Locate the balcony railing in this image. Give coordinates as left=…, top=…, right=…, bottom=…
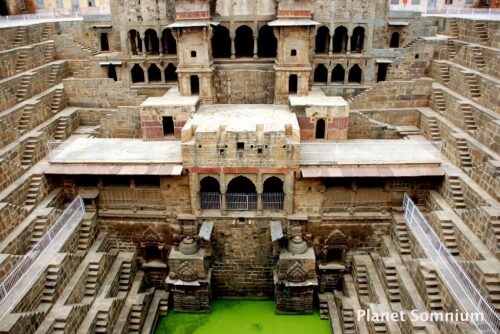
left=0, top=196, right=85, bottom=319
left=403, top=194, right=500, bottom=333
left=199, top=193, right=285, bottom=211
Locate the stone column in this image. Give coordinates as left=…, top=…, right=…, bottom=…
left=230, top=35, right=236, bottom=59
left=144, top=65, right=149, bottom=83
left=160, top=66, right=165, bottom=84
left=344, top=66, right=349, bottom=85
left=220, top=173, right=227, bottom=214
left=346, top=35, right=351, bottom=54
left=328, top=34, right=333, bottom=56
left=142, top=36, right=146, bottom=56
left=327, top=65, right=332, bottom=84
left=257, top=174, right=263, bottom=213
left=159, top=33, right=164, bottom=56
left=253, top=36, right=258, bottom=58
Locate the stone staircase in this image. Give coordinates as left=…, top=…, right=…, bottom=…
left=341, top=308, right=356, bottom=334
left=42, top=24, right=51, bottom=40
left=73, top=40, right=99, bottom=56
left=18, top=105, right=34, bottom=133
left=21, top=137, right=38, bottom=168
left=119, top=261, right=133, bottom=291
left=128, top=304, right=143, bottom=333
left=52, top=318, right=66, bottom=333
left=43, top=43, right=55, bottom=63
left=474, top=21, right=489, bottom=44
left=461, top=104, right=477, bottom=132
left=158, top=298, right=168, bottom=315
left=394, top=215, right=411, bottom=255
left=440, top=220, right=459, bottom=256
left=464, top=72, right=481, bottom=98
left=318, top=293, right=330, bottom=320
left=369, top=319, right=388, bottom=333
left=53, top=116, right=69, bottom=140
left=50, top=89, right=65, bottom=114
left=41, top=265, right=60, bottom=303
left=95, top=310, right=109, bottom=333
left=437, top=63, right=450, bottom=83
left=25, top=175, right=43, bottom=206
left=448, top=176, right=466, bottom=210
left=427, top=117, right=442, bottom=141
left=422, top=268, right=443, bottom=311
left=29, top=216, right=47, bottom=249
left=78, top=219, right=92, bottom=251
left=446, top=40, right=456, bottom=60
left=384, top=265, right=400, bottom=302
left=492, top=219, right=500, bottom=254
left=403, top=37, right=423, bottom=49
left=85, top=263, right=100, bottom=297
left=15, top=49, right=29, bottom=73
left=448, top=19, right=459, bottom=38
left=16, top=75, right=31, bottom=101
left=456, top=137, right=473, bottom=171
left=433, top=89, right=446, bottom=113
left=472, top=46, right=485, bottom=70
left=12, top=26, right=27, bottom=47
left=484, top=273, right=500, bottom=312
left=48, top=64, right=60, bottom=85
left=354, top=264, right=369, bottom=297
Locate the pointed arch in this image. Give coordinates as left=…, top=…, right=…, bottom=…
left=348, top=64, right=362, bottom=83
left=314, top=64, right=328, bottom=83
left=131, top=64, right=144, bottom=83
left=235, top=25, right=254, bottom=57
left=315, top=26, right=330, bottom=53
left=257, top=25, right=277, bottom=58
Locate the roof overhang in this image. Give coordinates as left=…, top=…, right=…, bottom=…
left=99, top=61, right=123, bottom=66
left=388, top=21, right=409, bottom=26
left=375, top=59, right=393, bottom=64
left=45, top=164, right=183, bottom=176
left=268, top=19, right=320, bottom=27
left=92, top=24, right=112, bottom=29
left=300, top=166, right=444, bottom=178
left=166, top=21, right=219, bottom=29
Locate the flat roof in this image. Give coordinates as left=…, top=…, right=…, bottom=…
left=140, top=89, right=199, bottom=107
left=184, top=104, right=300, bottom=133
left=48, top=138, right=182, bottom=164
left=300, top=140, right=442, bottom=166
left=268, top=19, right=320, bottom=27
left=289, top=95, right=348, bottom=107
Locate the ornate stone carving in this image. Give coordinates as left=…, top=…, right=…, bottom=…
left=141, top=227, right=163, bottom=246
left=286, top=262, right=308, bottom=283
left=177, top=261, right=198, bottom=282
left=325, top=229, right=347, bottom=245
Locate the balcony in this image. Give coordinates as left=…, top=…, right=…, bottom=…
left=199, top=193, right=285, bottom=212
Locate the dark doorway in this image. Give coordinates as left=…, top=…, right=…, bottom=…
left=331, top=64, right=345, bottom=83
left=165, top=63, right=177, bottom=82
left=100, top=33, right=109, bottom=51
left=262, top=176, right=284, bottom=210
left=315, top=26, right=330, bottom=53
left=162, top=29, right=176, bottom=54
left=162, top=116, right=174, bottom=135
left=212, top=25, right=231, bottom=58
left=315, top=119, right=326, bottom=139
left=200, top=177, right=220, bottom=193
left=390, top=32, right=400, bottom=48
left=235, top=25, right=254, bottom=57
left=200, top=176, right=221, bottom=210
left=326, top=248, right=343, bottom=262
left=190, top=75, right=199, bottom=94
left=351, top=26, right=365, bottom=53
left=263, top=177, right=283, bottom=193
left=148, top=64, right=161, bottom=82
left=107, top=65, right=117, bottom=81
left=0, top=0, right=9, bottom=16
left=333, top=26, right=348, bottom=53
left=227, top=176, right=256, bottom=194
left=348, top=64, right=362, bottom=83
left=145, top=29, right=159, bottom=54
left=257, top=25, right=277, bottom=58
left=377, top=63, right=388, bottom=82
left=289, top=74, right=298, bottom=93
left=314, top=64, right=328, bottom=83
left=131, top=64, right=144, bottom=83
left=128, top=30, right=141, bottom=55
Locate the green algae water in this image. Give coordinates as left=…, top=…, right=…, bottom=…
left=155, top=300, right=331, bottom=334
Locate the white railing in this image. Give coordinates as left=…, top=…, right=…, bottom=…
left=226, top=193, right=258, bottom=211
left=403, top=194, right=500, bottom=333
left=424, top=7, right=500, bottom=16
left=200, top=192, right=222, bottom=210
left=262, top=193, right=285, bottom=211
left=0, top=196, right=85, bottom=316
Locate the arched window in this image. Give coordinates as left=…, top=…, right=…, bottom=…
left=263, top=177, right=284, bottom=211
left=165, top=63, right=177, bottom=82
left=190, top=75, right=199, bottom=95
left=314, top=64, right=328, bottom=83
left=315, top=26, right=330, bottom=53
left=289, top=74, right=298, bottom=93
left=351, top=26, right=365, bottom=53
left=390, top=32, right=400, bottom=48
left=100, top=33, right=109, bottom=51
left=212, top=25, right=231, bottom=58
left=257, top=25, right=277, bottom=58
left=145, top=29, right=159, bottom=55
left=235, top=25, right=254, bottom=57
left=333, top=26, right=348, bottom=53
left=0, top=0, right=9, bottom=15
left=200, top=176, right=221, bottom=210
left=128, top=30, right=142, bottom=55
left=227, top=176, right=257, bottom=210
left=108, top=65, right=117, bottom=81
left=331, top=64, right=345, bottom=83
left=348, top=64, right=362, bottom=83
left=148, top=64, right=161, bottom=82
left=315, top=119, right=326, bottom=139
left=131, top=64, right=144, bottom=83
left=162, top=29, right=177, bottom=55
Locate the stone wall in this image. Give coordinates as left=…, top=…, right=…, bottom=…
left=0, top=22, right=59, bottom=51
left=0, top=41, right=55, bottom=80
left=347, top=111, right=401, bottom=140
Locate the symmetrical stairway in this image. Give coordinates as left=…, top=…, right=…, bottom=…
left=423, top=269, right=443, bottom=311
left=12, top=26, right=27, bottom=47
left=73, top=40, right=99, bottom=56
left=43, top=43, right=55, bottom=63
left=341, top=308, right=356, bottom=334
left=50, top=89, right=64, bottom=114
left=472, top=46, right=485, bottom=70
left=456, top=138, right=473, bottom=171
left=461, top=104, right=477, bottom=132
left=394, top=215, right=411, bottom=255
left=78, top=219, right=92, bottom=251
left=120, top=261, right=133, bottom=292
left=95, top=311, right=109, bottom=333
left=448, top=19, right=459, bottom=38
left=17, top=105, right=34, bottom=133
left=433, top=89, right=446, bottom=113
left=41, top=24, right=51, bottom=40
left=29, top=216, right=47, bottom=249
left=25, top=175, right=42, bottom=206
left=53, top=117, right=69, bottom=140
left=128, top=304, right=143, bottom=333
left=474, top=21, right=489, bottom=44
left=384, top=265, right=400, bottom=303
left=48, top=64, right=60, bottom=86
left=464, top=72, right=481, bottom=98
left=437, top=63, right=450, bottom=82
left=21, top=138, right=38, bottom=168
left=41, top=265, right=60, bottom=303
left=448, top=176, right=467, bottom=210
left=484, top=273, right=500, bottom=312
left=446, top=40, right=456, bottom=60
left=15, top=49, right=29, bottom=73
left=85, top=263, right=99, bottom=297
left=354, top=264, right=369, bottom=297
left=440, top=220, right=459, bottom=256
left=16, top=75, right=31, bottom=101
left=427, top=117, right=442, bottom=141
